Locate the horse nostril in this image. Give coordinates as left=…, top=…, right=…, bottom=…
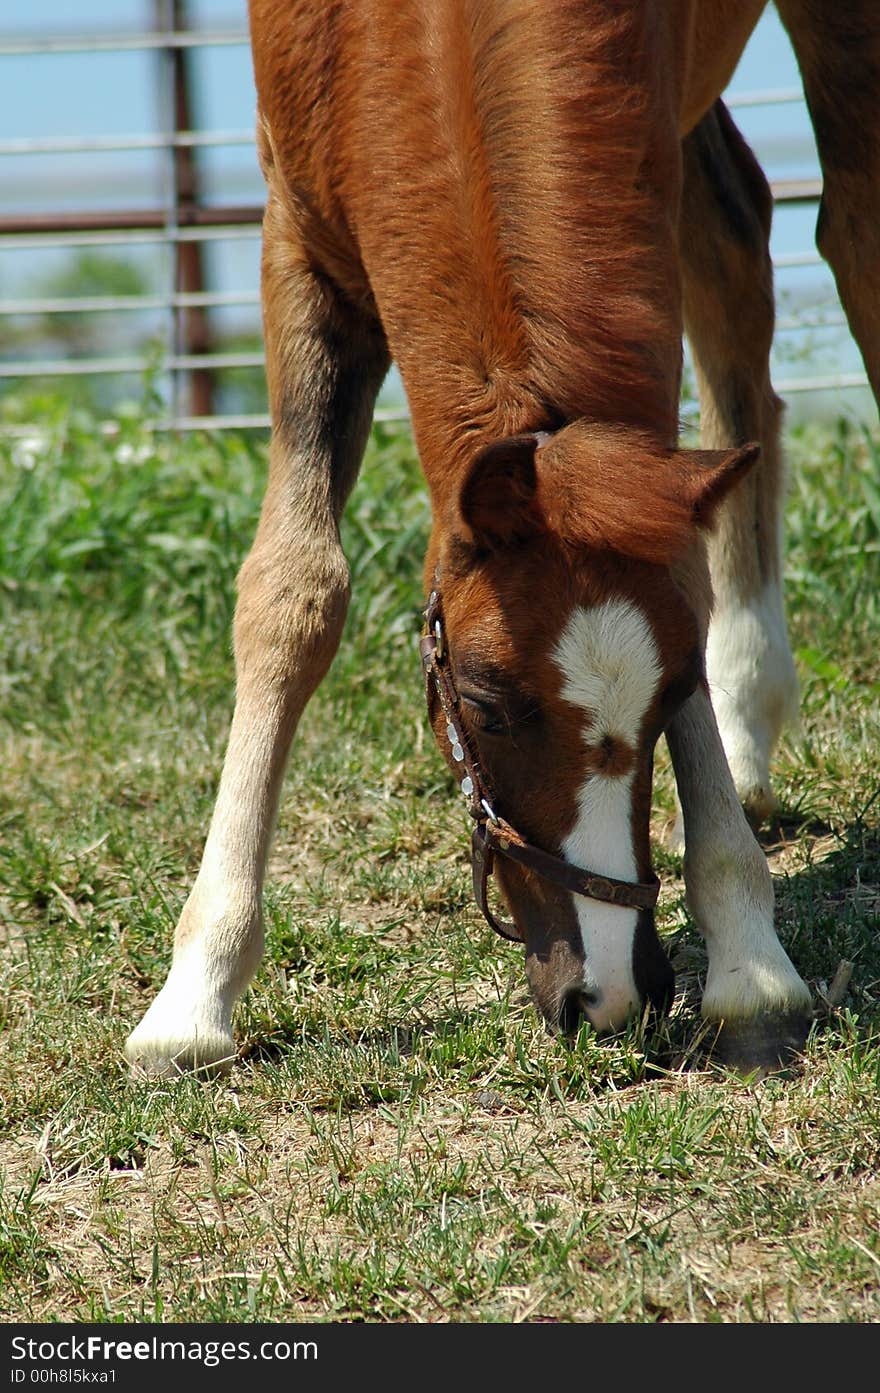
left=558, top=988, right=597, bottom=1036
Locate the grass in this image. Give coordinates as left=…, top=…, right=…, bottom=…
left=0, top=404, right=878, bottom=1323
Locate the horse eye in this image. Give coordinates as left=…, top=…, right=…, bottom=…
left=459, top=694, right=508, bottom=735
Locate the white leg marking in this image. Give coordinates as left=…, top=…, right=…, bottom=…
left=668, top=685, right=811, bottom=1023
left=125, top=710, right=281, bottom=1074
left=554, top=600, right=661, bottom=1030
left=123, top=922, right=248, bottom=1075
left=706, top=580, right=798, bottom=819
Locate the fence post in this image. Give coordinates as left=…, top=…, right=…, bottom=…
left=155, top=0, right=214, bottom=420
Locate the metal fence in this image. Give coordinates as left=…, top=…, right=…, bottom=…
left=0, top=8, right=870, bottom=435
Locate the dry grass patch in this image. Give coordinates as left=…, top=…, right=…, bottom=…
left=0, top=413, right=878, bottom=1322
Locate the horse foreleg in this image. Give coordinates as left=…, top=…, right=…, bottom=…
left=679, top=101, right=798, bottom=826
left=667, top=684, right=812, bottom=1072
left=125, top=192, right=389, bottom=1075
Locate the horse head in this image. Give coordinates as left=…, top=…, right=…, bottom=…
left=424, top=421, right=759, bottom=1035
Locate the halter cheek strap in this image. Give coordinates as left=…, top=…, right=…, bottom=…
left=420, top=587, right=661, bottom=943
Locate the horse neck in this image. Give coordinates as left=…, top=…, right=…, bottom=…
left=354, top=1, right=687, bottom=493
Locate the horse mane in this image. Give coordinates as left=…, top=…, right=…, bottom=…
left=346, top=1, right=684, bottom=460
left=464, top=1, right=682, bottom=434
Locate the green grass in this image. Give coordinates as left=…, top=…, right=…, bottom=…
left=0, top=405, right=878, bottom=1323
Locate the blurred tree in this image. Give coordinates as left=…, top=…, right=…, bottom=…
left=34, top=251, right=153, bottom=356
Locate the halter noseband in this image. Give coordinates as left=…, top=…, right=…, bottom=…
left=419, top=586, right=660, bottom=943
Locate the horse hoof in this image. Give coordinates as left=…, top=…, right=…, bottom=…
left=708, top=1011, right=811, bottom=1079
left=740, top=785, right=778, bottom=831
left=124, top=1027, right=237, bottom=1079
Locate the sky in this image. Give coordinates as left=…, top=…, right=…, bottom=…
left=0, top=2, right=871, bottom=417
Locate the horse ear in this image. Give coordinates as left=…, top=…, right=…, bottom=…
left=680, top=442, right=760, bottom=526
left=458, top=435, right=543, bottom=546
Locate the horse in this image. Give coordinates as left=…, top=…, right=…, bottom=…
left=125, top=0, right=880, bottom=1078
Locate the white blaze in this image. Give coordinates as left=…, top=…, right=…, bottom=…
left=553, top=599, right=661, bottom=1030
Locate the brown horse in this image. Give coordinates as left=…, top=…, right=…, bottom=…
left=125, top=0, right=880, bottom=1077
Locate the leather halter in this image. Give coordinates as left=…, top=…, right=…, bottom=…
left=419, top=586, right=661, bottom=942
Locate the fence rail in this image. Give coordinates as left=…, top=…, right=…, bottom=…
left=0, top=30, right=249, bottom=56
left=0, top=14, right=870, bottom=434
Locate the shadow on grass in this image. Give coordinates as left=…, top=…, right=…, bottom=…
left=240, top=985, right=720, bottom=1101
left=669, top=813, right=880, bottom=1069
left=756, top=808, right=836, bottom=849
left=241, top=816, right=880, bottom=1089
